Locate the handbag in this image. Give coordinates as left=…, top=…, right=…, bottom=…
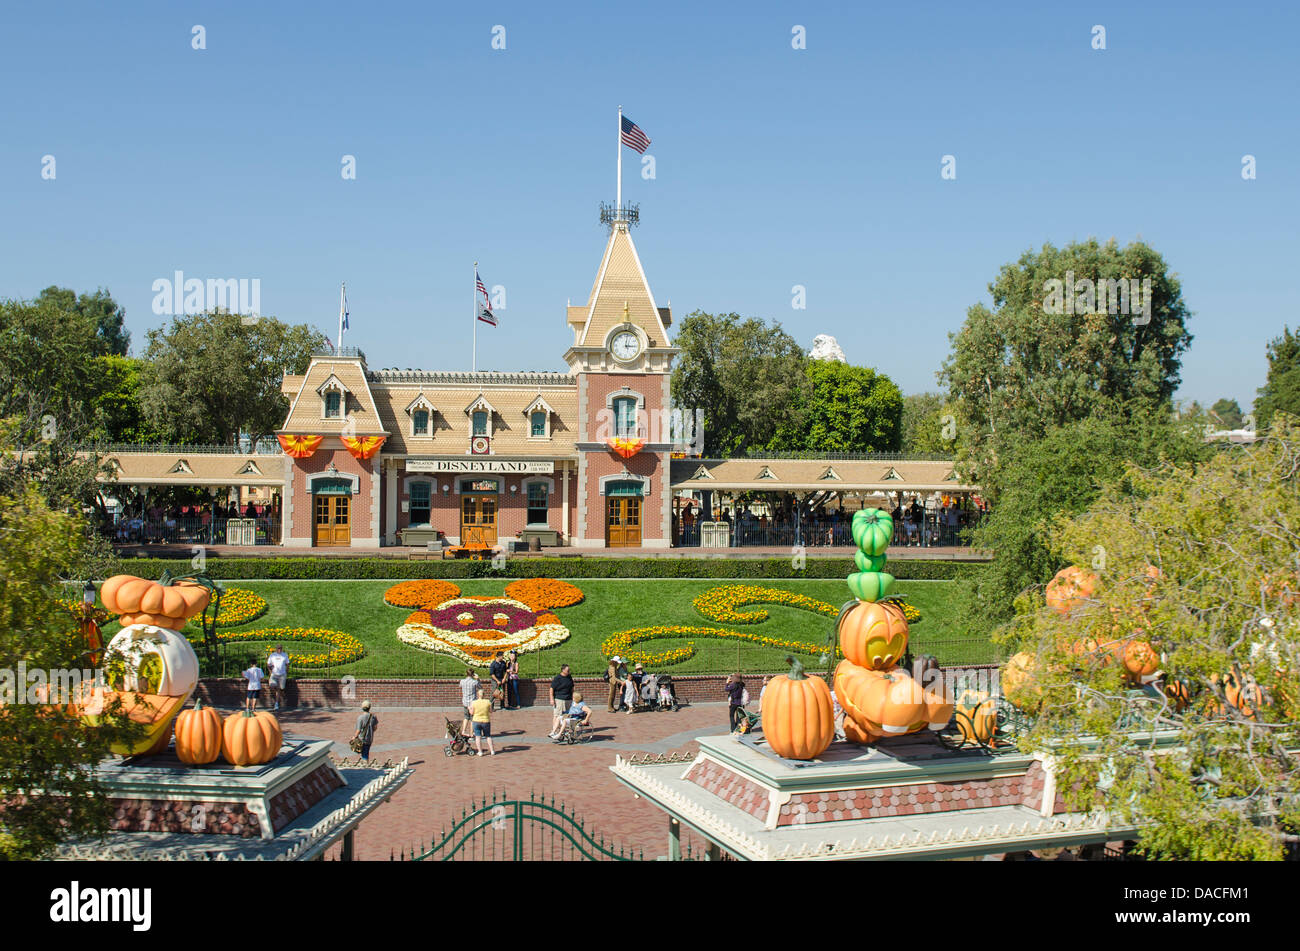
left=350, top=712, right=371, bottom=752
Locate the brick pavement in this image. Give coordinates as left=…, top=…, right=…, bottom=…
left=270, top=701, right=736, bottom=860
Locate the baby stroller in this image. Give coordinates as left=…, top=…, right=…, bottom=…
left=443, top=717, right=475, bottom=757
left=654, top=674, right=681, bottom=712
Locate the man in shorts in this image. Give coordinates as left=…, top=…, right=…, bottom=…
left=459, top=668, right=479, bottom=737
left=547, top=664, right=575, bottom=738
left=242, top=662, right=264, bottom=712
left=266, top=645, right=289, bottom=711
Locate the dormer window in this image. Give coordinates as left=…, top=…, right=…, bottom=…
left=473, top=411, right=489, bottom=436
left=317, top=373, right=349, bottom=421
left=464, top=393, right=498, bottom=439
left=404, top=393, right=436, bottom=439
left=523, top=394, right=555, bottom=440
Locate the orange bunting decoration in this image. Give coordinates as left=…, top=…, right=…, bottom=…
left=277, top=434, right=323, bottom=458
left=606, top=437, right=644, bottom=459
left=342, top=435, right=386, bottom=460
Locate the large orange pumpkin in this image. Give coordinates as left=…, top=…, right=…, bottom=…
left=834, top=661, right=927, bottom=735
left=955, top=690, right=998, bottom=744
left=1001, top=651, right=1041, bottom=709
left=761, top=656, right=835, bottom=760
left=835, top=599, right=909, bottom=671
left=101, top=575, right=211, bottom=630
left=175, top=699, right=224, bottom=765
left=1045, top=566, right=1099, bottom=615
left=1117, top=639, right=1160, bottom=683
left=221, top=710, right=282, bottom=766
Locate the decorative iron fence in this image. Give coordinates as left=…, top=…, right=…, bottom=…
left=108, top=515, right=280, bottom=546
left=677, top=513, right=986, bottom=548
left=404, top=790, right=643, bottom=861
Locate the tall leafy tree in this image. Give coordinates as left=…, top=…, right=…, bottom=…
left=939, top=238, right=1193, bottom=475
left=0, top=443, right=137, bottom=858
left=35, top=286, right=129, bottom=357
left=670, top=311, right=810, bottom=456
left=965, top=404, right=1209, bottom=628
left=92, top=355, right=163, bottom=443
left=772, top=361, right=903, bottom=453
left=1254, top=326, right=1300, bottom=433
left=901, top=392, right=957, bottom=455
left=1003, top=416, right=1300, bottom=859
left=1209, top=397, right=1243, bottom=430
left=139, top=311, right=326, bottom=446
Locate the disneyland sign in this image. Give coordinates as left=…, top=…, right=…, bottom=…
left=406, top=459, right=555, bottom=474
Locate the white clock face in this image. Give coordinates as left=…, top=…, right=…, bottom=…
left=611, top=331, right=640, bottom=361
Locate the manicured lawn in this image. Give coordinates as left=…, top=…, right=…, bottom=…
left=106, top=578, right=994, bottom=677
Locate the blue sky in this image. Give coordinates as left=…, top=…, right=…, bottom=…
left=1, top=0, right=1295, bottom=411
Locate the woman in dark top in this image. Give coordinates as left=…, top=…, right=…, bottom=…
left=724, top=673, right=747, bottom=730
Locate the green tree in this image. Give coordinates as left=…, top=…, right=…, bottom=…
left=1254, top=326, right=1300, bottom=433
left=966, top=405, right=1209, bottom=628
left=1000, top=416, right=1300, bottom=860
left=139, top=311, right=326, bottom=446
left=772, top=361, right=903, bottom=453
left=35, top=286, right=129, bottom=357
left=669, top=311, right=810, bottom=456
left=939, top=238, right=1193, bottom=473
left=901, top=392, right=957, bottom=455
left=1, top=297, right=104, bottom=425
left=1208, top=397, right=1243, bottom=430
left=92, top=355, right=164, bottom=443
left=0, top=434, right=137, bottom=857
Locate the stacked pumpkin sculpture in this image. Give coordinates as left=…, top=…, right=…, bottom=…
left=79, top=573, right=283, bottom=767
left=832, top=509, right=954, bottom=744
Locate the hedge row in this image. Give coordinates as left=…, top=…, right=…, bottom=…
left=114, top=555, right=987, bottom=582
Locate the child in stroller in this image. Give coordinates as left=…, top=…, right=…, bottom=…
left=655, top=674, right=680, bottom=712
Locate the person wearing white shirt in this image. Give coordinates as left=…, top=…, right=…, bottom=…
left=242, top=664, right=265, bottom=712
left=266, top=646, right=289, bottom=711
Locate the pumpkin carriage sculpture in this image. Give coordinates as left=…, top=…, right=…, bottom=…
left=66, top=572, right=284, bottom=768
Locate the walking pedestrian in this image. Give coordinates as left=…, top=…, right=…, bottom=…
left=724, top=673, right=747, bottom=731
left=242, top=661, right=265, bottom=713
left=469, top=688, right=495, bottom=756
left=352, top=700, right=378, bottom=761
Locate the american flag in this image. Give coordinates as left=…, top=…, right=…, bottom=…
left=475, top=268, right=496, bottom=326
left=620, top=115, right=651, bottom=153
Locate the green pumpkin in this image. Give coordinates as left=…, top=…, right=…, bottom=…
left=851, top=509, right=893, bottom=556
left=854, top=550, right=887, bottom=573
left=846, top=571, right=894, bottom=602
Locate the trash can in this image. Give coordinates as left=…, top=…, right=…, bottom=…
left=529, top=536, right=542, bottom=552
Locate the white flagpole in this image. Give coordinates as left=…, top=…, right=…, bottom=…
left=616, top=105, right=623, bottom=215
left=473, top=261, right=478, bottom=373
left=337, top=282, right=346, bottom=354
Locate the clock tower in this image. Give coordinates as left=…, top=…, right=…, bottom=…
left=566, top=204, right=679, bottom=547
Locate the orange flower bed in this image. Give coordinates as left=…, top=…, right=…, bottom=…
left=504, top=578, right=584, bottom=611
left=384, top=579, right=461, bottom=609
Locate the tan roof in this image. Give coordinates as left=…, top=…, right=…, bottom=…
left=669, top=458, right=980, bottom=492
left=281, top=374, right=305, bottom=398
left=370, top=378, right=579, bottom=456
left=280, top=356, right=386, bottom=436
left=102, top=452, right=287, bottom=486
left=574, top=224, right=670, bottom=349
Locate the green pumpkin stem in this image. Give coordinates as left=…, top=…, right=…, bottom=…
left=785, top=655, right=806, bottom=680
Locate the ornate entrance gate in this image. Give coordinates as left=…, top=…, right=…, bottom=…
left=408, top=791, right=641, bottom=861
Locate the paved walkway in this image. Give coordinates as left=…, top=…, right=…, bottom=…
left=276, top=702, right=733, bottom=860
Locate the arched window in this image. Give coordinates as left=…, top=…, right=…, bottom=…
left=413, top=409, right=429, bottom=436
left=613, top=396, right=637, bottom=438
left=530, top=410, right=547, bottom=438
left=324, top=392, right=342, bottom=418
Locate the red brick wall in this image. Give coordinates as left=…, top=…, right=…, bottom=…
left=290, top=444, right=377, bottom=542
left=582, top=450, right=665, bottom=542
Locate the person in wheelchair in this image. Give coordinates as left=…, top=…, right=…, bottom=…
left=554, top=692, right=593, bottom=741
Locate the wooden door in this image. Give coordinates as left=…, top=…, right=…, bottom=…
left=461, top=494, right=498, bottom=547
left=314, top=495, right=351, bottom=546
left=607, top=496, right=642, bottom=547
